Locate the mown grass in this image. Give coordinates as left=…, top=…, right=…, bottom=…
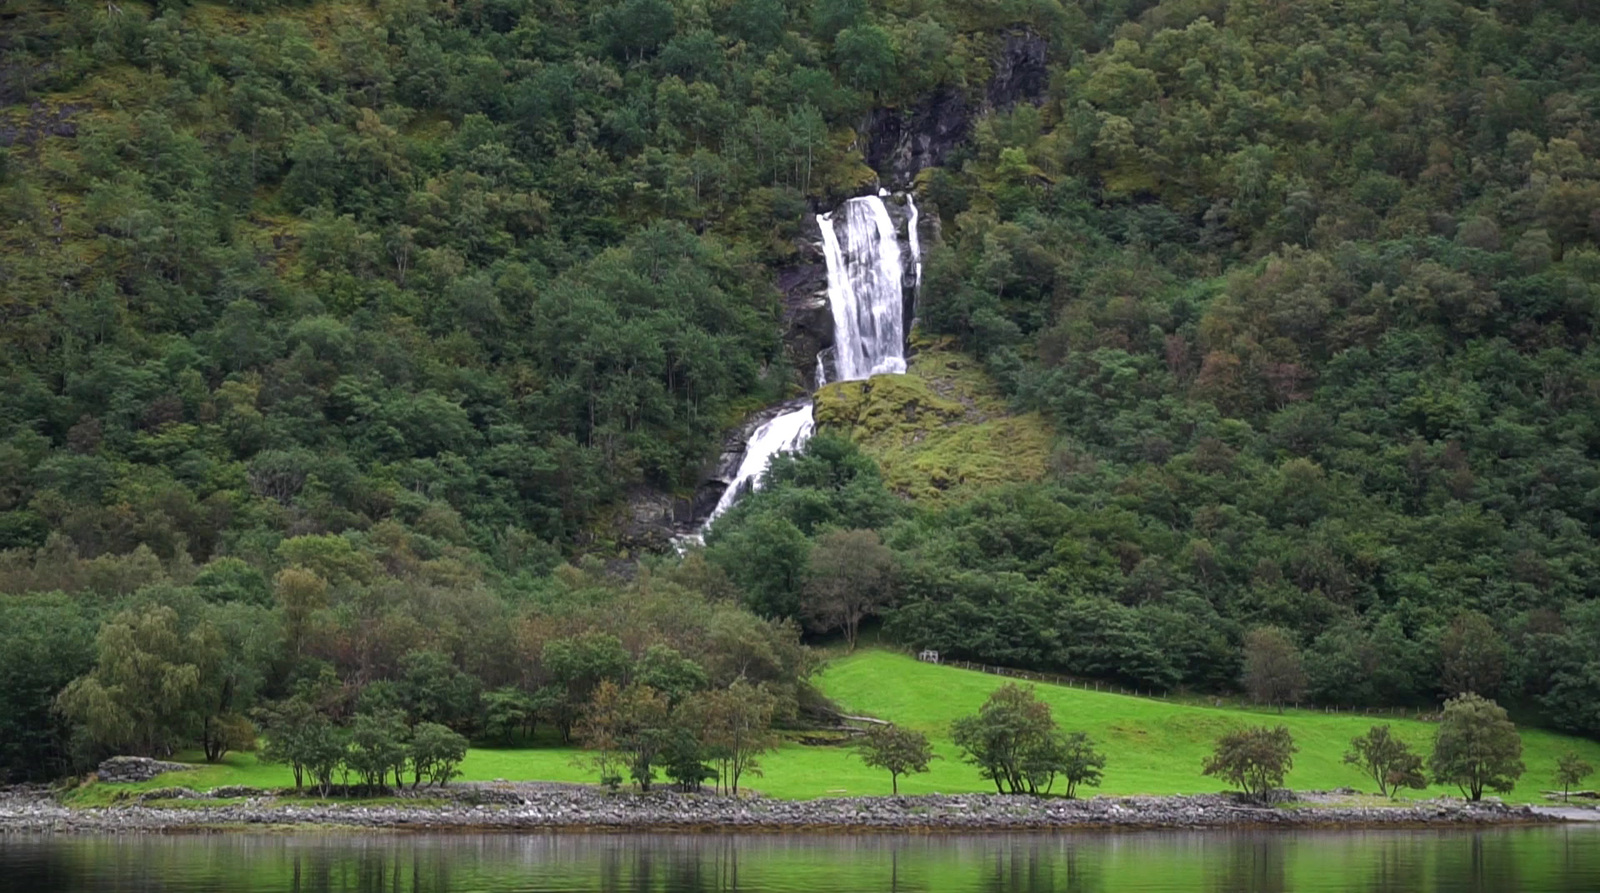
left=70, top=650, right=1600, bottom=804
left=815, top=651, right=1600, bottom=803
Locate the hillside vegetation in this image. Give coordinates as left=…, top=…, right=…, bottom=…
left=4, top=0, right=1600, bottom=786
left=705, top=0, right=1600, bottom=745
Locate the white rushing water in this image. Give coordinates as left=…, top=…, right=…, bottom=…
left=696, top=194, right=912, bottom=536
left=906, top=194, right=922, bottom=293
left=701, top=404, right=815, bottom=528
left=819, top=197, right=908, bottom=381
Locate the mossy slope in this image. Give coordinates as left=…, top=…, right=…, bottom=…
left=813, top=338, right=1052, bottom=503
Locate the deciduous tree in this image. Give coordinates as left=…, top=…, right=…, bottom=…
left=802, top=528, right=895, bottom=650
left=407, top=722, right=468, bottom=788
left=1555, top=752, right=1593, bottom=803
left=689, top=680, right=778, bottom=796
left=855, top=724, right=935, bottom=794
left=1203, top=726, right=1297, bottom=802
left=1242, top=627, right=1306, bottom=712
left=1429, top=693, right=1524, bottom=802
left=951, top=683, right=1098, bottom=796
left=1438, top=611, right=1507, bottom=699
left=57, top=605, right=216, bottom=757
left=1344, top=725, right=1426, bottom=798
left=577, top=681, right=673, bottom=792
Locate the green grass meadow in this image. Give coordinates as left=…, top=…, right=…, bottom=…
left=79, top=650, right=1600, bottom=804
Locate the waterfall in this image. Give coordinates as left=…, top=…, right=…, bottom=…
left=694, top=194, right=913, bottom=537
left=701, top=404, right=815, bottom=528
left=906, top=194, right=923, bottom=294
left=819, top=197, right=908, bottom=381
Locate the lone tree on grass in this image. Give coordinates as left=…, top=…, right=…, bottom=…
left=407, top=722, right=469, bottom=788
left=1554, top=751, right=1594, bottom=803
left=254, top=697, right=343, bottom=797
left=855, top=724, right=935, bottom=794
left=951, top=683, right=1106, bottom=797
left=1203, top=725, right=1296, bottom=802
left=1242, top=627, right=1306, bottom=713
left=1429, top=693, right=1524, bottom=802
left=1344, top=724, right=1427, bottom=798
left=1033, top=731, right=1106, bottom=799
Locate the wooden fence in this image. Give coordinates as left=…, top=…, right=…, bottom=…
left=925, top=656, right=1435, bottom=721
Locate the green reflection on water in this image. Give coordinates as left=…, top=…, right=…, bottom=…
left=4, top=828, right=1600, bottom=892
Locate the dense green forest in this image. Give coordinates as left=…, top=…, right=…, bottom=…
left=3, top=0, right=1600, bottom=782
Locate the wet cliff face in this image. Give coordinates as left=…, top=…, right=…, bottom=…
left=988, top=30, right=1051, bottom=110
left=862, top=88, right=971, bottom=194
left=779, top=214, right=834, bottom=392
left=863, top=30, right=1051, bottom=190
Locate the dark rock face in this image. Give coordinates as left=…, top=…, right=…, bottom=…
left=777, top=217, right=833, bottom=392
left=989, top=31, right=1050, bottom=111
left=618, top=489, right=683, bottom=554
left=863, top=88, right=972, bottom=192
left=0, top=101, right=81, bottom=148
left=863, top=30, right=1051, bottom=190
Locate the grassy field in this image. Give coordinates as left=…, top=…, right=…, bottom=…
left=77, top=650, right=1600, bottom=804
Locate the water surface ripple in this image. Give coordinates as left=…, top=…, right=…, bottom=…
left=6, top=827, right=1600, bottom=892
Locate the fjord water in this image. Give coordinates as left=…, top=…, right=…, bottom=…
left=6, top=828, right=1600, bottom=892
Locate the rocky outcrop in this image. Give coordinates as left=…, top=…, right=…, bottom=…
left=0, top=101, right=81, bottom=147
left=779, top=212, right=834, bottom=391
left=864, top=30, right=1051, bottom=190
left=0, top=786, right=1563, bottom=834
left=95, top=757, right=191, bottom=784
left=988, top=31, right=1050, bottom=111
left=617, top=489, right=687, bottom=554
left=862, top=88, right=972, bottom=193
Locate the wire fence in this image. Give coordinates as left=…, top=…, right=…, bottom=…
left=924, top=656, right=1438, bottom=722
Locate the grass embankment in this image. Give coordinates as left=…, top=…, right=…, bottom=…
left=71, top=650, right=1600, bottom=804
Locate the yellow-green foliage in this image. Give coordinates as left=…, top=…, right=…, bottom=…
left=813, top=339, right=1052, bottom=503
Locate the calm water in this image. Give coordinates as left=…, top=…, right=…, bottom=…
left=4, top=827, right=1600, bottom=892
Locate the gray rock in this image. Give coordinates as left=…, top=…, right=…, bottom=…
left=863, top=30, right=1050, bottom=190
left=0, top=785, right=1559, bottom=835
left=95, top=757, right=191, bottom=784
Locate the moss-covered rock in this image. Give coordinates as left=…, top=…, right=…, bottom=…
left=814, top=341, right=1052, bottom=504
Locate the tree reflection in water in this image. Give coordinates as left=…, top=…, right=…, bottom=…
left=3, top=827, right=1599, bottom=892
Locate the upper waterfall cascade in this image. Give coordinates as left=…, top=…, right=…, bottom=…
left=819, top=197, right=908, bottom=383
left=699, top=194, right=917, bottom=531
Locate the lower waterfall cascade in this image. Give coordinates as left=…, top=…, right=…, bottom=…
left=697, top=193, right=920, bottom=533
left=702, top=403, right=816, bottom=525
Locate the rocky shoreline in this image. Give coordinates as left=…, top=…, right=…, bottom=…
left=0, top=785, right=1567, bottom=835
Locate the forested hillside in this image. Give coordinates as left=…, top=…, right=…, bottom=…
left=3, top=0, right=1600, bottom=782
